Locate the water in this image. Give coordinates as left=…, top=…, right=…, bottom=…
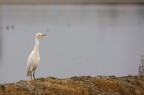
left=0, top=5, right=144, bottom=83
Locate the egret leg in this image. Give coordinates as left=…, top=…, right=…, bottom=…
left=31, top=74, right=32, bottom=81
left=33, top=71, right=35, bottom=80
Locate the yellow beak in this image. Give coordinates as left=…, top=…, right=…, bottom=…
left=41, top=34, right=47, bottom=36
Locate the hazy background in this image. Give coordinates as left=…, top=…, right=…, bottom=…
left=0, top=5, right=144, bottom=83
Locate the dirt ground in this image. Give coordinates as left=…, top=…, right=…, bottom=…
left=0, top=76, right=144, bottom=95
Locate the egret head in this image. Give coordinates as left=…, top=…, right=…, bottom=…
left=35, top=33, right=46, bottom=39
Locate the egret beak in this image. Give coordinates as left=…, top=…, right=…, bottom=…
left=41, top=34, right=47, bottom=36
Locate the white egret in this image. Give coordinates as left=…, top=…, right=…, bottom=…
left=27, top=33, right=46, bottom=80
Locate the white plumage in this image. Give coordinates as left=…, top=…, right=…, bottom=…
left=27, top=33, right=46, bottom=80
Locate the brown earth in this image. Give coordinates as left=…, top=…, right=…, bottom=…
left=0, top=76, right=144, bottom=95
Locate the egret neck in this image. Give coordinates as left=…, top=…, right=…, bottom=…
left=34, top=37, right=40, bottom=55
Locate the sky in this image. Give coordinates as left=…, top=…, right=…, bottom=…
left=0, top=5, right=144, bottom=83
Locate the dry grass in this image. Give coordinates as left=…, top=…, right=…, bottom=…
left=0, top=76, right=144, bottom=95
